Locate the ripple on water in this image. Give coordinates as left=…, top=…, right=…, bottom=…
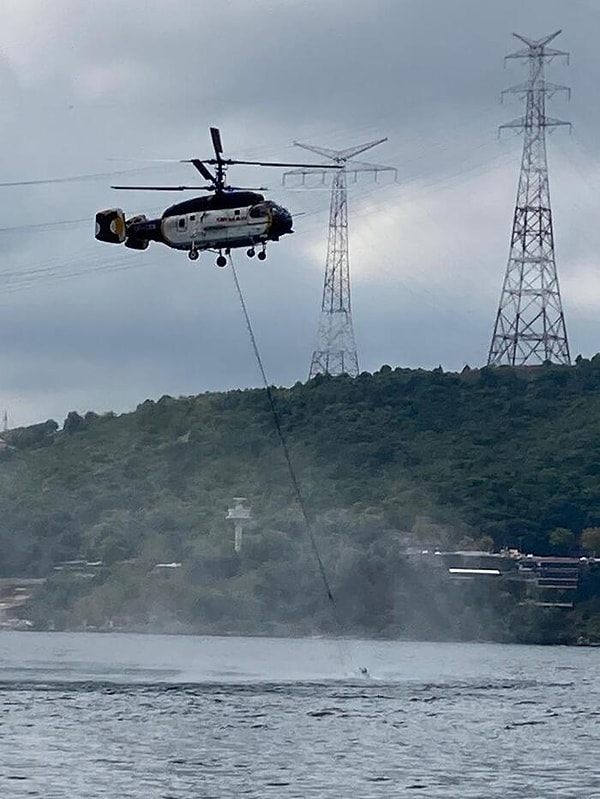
left=0, top=637, right=598, bottom=798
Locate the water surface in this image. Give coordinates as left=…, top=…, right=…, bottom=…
left=0, top=633, right=598, bottom=798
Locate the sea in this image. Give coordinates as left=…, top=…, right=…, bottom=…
left=0, top=632, right=598, bottom=798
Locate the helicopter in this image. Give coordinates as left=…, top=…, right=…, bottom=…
left=95, top=127, right=339, bottom=267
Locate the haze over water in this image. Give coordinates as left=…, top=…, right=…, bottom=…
left=0, top=632, right=598, bottom=798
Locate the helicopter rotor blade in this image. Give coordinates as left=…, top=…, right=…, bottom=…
left=111, top=185, right=215, bottom=191
left=209, top=159, right=342, bottom=169
left=210, top=127, right=224, bottom=156
left=224, top=185, right=269, bottom=192
left=186, top=159, right=216, bottom=182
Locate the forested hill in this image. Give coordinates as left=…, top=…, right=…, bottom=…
left=2, top=359, right=600, bottom=640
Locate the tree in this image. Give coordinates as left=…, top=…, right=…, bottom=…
left=549, top=527, right=576, bottom=555
left=582, top=528, right=600, bottom=557
left=63, top=411, right=86, bottom=434
left=476, top=535, right=495, bottom=553
left=4, top=363, right=600, bottom=642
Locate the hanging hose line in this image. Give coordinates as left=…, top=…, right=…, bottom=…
left=228, top=254, right=339, bottom=613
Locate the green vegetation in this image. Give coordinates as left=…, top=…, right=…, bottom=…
left=2, top=358, right=600, bottom=643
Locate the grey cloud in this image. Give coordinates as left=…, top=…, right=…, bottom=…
left=0, top=0, right=598, bottom=425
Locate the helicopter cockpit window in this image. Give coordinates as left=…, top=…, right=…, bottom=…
left=249, top=203, right=269, bottom=219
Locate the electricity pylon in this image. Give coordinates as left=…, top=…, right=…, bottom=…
left=488, top=30, right=571, bottom=367
left=284, top=139, right=395, bottom=378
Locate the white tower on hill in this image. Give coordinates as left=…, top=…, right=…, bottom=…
left=226, top=497, right=251, bottom=553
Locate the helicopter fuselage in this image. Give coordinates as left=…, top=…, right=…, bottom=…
left=95, top=125, right=341, bottom=265
left=95, top=191, right=294, bottom=264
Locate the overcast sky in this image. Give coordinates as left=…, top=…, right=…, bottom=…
left=0, top=0, right=599, bottom=427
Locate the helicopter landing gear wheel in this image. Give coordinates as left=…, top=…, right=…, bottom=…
left=188, top=249, right=199, bottom=261
left=247, top=248, right=256, bottom=258
left=216, top=254, right=227, bottom=268
left=257, top=248, right=267, bottom=261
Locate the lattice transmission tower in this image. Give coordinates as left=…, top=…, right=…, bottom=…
left=488, top=30, right=571, bottom=367
left=284, top=139, right=395, bottom=378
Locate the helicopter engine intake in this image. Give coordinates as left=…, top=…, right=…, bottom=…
left=95, top=209, right=126, bottom=244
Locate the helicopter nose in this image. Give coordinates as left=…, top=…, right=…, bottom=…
left=271, top=206, right=294, bottom=237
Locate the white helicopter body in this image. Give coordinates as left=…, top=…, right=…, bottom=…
left=95, top=127, right=335, bottom=266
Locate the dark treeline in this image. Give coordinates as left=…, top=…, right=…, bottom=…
left=2, top=358, right=600, bottom=642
